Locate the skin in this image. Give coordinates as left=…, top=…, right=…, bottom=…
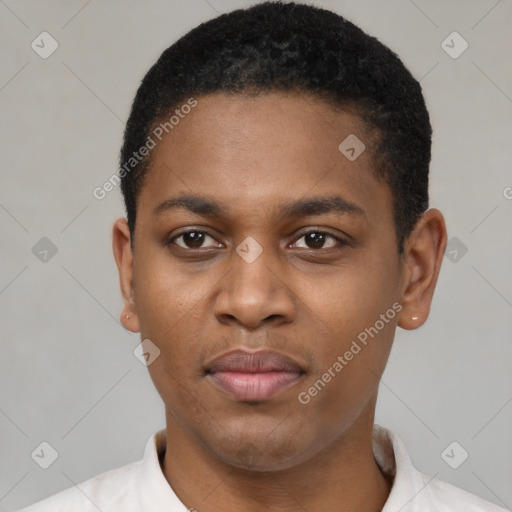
left=113, top=92, right=447, bottom=512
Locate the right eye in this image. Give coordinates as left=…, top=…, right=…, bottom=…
left=167, top=230, right=222, bottom=250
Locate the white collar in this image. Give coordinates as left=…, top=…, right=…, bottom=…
left=137, top=428, right=184, bottom=510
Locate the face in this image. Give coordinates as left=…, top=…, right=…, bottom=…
left=113, top=92, right=446, bottom=471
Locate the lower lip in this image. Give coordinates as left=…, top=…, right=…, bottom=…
left=208, top=371, right=303, bottom=401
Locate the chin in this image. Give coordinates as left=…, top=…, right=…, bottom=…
left=204, top=426, right=314, bottom=472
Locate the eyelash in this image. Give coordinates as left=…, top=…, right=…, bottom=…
left=166, top=229, right=347, bottom=251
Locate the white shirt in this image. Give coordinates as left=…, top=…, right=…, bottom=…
left=16, top=424, right=507, bottom=511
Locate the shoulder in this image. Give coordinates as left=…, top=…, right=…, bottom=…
left=373, top=426, right=507, bottom=512
left=14, top=460, right=141, bottom=512
left=423, top=474, right=508, bottom=512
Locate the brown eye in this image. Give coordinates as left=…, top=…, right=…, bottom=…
left=292, top=231, right=342, bottom=250
left=172, top=231, right=219, bottom=249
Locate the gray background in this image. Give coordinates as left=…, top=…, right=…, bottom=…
left=1, top=0, right=511, bottom=510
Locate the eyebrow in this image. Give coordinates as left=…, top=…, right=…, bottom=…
left=153, top=194, right=366, bottom=220
left=153, top=195, right=227, bottom=218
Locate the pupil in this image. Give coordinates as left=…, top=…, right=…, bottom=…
left=306, top=232, right=325, bottom=248
left=184, top=232, right=204, bottom=248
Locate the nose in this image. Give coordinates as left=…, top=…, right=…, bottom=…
left=214, top=244, right=295, bottom=330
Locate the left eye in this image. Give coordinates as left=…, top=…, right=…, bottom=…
left=292, top=231, right=342, bottom=249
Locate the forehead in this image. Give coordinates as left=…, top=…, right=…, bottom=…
left=137, top=92, right=391, bottom=226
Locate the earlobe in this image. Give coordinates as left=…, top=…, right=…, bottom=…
left=397, top=209, right=447, bottom=331
left=112, top=218, right=141, bottom=333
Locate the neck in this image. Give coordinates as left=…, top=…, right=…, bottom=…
left=161, top=405, right=392, bottom=512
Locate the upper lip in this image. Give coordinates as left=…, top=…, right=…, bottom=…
left=205, top=349, right=305, bottom=374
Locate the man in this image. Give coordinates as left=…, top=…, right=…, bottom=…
left=16, top=1, right=507, bottom=510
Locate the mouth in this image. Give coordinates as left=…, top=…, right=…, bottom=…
left=205, top=349, right=306, bottom=401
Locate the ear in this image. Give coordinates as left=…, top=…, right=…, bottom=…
left=112, top=218, right=140, bottom=332
left=397, top=208, right=447, bottom=330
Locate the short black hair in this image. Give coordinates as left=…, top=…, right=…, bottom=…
left=120, top=1, right=431, bottom=253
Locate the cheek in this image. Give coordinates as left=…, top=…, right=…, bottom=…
left=133, top=249, right=207, bottom=335
left=131, top=268, right=208, bottom=403
left=305, top=259, right=397, bottom=338
left=298, top=255, right=398, bottom=395
left=296, top=319, right=395, bottom=435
